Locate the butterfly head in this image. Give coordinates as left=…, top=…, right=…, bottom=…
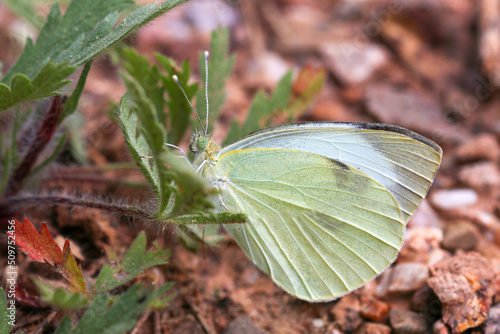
left=190, top=129, right=220, bottom=160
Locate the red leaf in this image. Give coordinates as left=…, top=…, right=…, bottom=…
left=11, top=218, right=87, bottom=294
left=13, top=218, right=63, bottom=265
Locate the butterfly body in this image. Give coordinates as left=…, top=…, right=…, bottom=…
left=190, top=122, right=442, bottom=302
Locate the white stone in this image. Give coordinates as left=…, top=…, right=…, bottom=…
left=312, top=318, right=324, bottom=328
left=431, top=189, right=478, bottom=210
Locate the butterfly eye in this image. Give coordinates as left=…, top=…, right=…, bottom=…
left=196, top=137, right=209, bottom=151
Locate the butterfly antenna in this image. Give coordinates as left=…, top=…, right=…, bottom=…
left=172, top=74, right=206, bottom=134
left=204, top=50, right=210, bottom=135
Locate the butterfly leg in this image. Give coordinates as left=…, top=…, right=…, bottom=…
left=195, top=160, right=207, bottom=173
left=215, top=185, right=233, bottom=213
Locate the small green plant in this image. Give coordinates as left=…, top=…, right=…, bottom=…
left=10, top=219, right=173, bottom=333
left=0, top=0, right=189, bottom=206
left=1, top=288, right=13, bottom=334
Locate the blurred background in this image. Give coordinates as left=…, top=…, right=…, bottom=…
left=1, top=0, right=500, bottom=333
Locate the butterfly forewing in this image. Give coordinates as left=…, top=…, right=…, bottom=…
left=219, top=123, right=442, bottom=224
left=214, top=148, right=404, bottom=301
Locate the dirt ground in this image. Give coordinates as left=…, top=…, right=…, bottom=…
left=2, top=0, right=500, bottom=333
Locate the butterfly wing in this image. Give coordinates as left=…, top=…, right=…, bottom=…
left=219, top=123, right=442, bottom=224
left=214, top=148, right=404, bottom=302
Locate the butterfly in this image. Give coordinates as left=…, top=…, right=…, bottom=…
left=174, top=53, right=442, bottom=302
left=189, top=122, right=441, bottom=302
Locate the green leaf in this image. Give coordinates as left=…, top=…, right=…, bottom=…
left=0, top=288, right=14, bottom=334
left=70, top=0, right=191, bottom=66
left=54, top=317, right=73, bottom=334
left=61, top=61, right=93, bottom=121
left=224, top=71, right=293, bottom=144
left=155, top=150, right=214, bottom=218
left=116, top=93, right=160, bottom=197
left=117, top=84, right=216, bottom=221
left=120, top=48, right=198, bottom=144
left=0, top=62, right=76, bottom=111
left=35, top=279, right=89, bottom=310
left=1, top=0, right=190, bottom=112
left=196, top=27, right=235, bottom=133
left=157, top=56, right=198, bottom=145
left=3, top=0, right=45, bottom=29
left=120, top=72, right=171, bottom=212
left=121, top=49, right=164, bottom=124
left=120, top=73, right=167, bottom=164
left=2, top=1, right=134, bottom=83
left=149, top=282, right=175, bottom=309
left=55, top=285, right=166, bottom=334
left=93, top=232, right=171, bottom=294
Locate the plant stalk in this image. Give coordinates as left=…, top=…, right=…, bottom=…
left=3, top=96, right=63, bottom=197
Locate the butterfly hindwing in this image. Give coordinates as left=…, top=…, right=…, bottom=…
left=214, top=148, right=404, bottom=301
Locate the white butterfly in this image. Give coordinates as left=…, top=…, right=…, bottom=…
left=174, top=52, right=442, bottom=302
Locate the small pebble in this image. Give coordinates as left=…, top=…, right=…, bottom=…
left=430, top=189, right=478, bottom=210
left=485, top=304, right=500, bottom=334
left=444, top=207, right=498, bottom=229
left=312, top=318, right=324, bottom=328
left=400, top=227, right=443, bottom=264
left=388, top=262, right=429, bottom=293
left=360, top=298, right=390, bottom=322
left=407, top=200, right=441, bottom=228
left=456, top=133, right=500, bottom=163
left=375, top=268, right=393, bottom=298
left=253, top=51, right=290, bottom=87
left=185, top=0, right=240, bottom=33
left=173, top=317, right=205, bottom=334
left=442, top=220, right=480, bottom=251
left=355, top=322, right=391, bottom=334
left=329, top=330, right=344, bottom=334
left=365, top=84, right=459, bottom=141
left=427, top=249, right=451, bottom=267
left=224, top=315, right=267, bottom=334
left=458, top=162, right=500, bottom=190
left=389, top=309, right=428, bottom=334
left=331, top=294, right=362, bottom=332
left=433, top=319, right=450, bottom=334
left=320, top=42, right=390, bottom=85
left=410, top=285, right=442, bottom=320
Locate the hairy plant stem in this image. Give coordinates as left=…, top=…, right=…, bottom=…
left=2, top=195, right=151, bottom=218
left=1, top=195, right=247, bottom=225
left=3, top=96, right=63, bottom=197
